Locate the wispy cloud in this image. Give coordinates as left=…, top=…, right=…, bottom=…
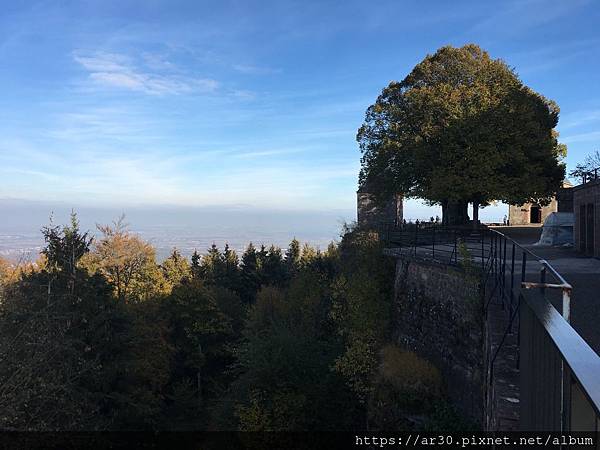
left=562, top=131, right=600, bottom=144
left=233, top=64, right=281, bottom=75
left=470, top=0, right=591, bottom=36
left=233, top=148, right=306, bottom=159
left=560, top=110, right=600, bottom=130
left=230, top=89, right=257, bottom=100
left=74, top=51, right=219, bottom=95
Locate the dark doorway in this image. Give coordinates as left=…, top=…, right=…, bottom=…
left=530, top=205, right=542, bottom=224
left=586, top=203, right=594, bottom=255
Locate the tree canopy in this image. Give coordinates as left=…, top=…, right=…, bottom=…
left=357, top=44, right=566, bottom=224
left=1, top=214, right=470, bottom=433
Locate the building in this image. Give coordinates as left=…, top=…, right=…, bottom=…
left=508, top=201, right=557, bottom=225
left=573, top=176, right=599, bottom=257
left=508, top=181, right=573, bottom=225
left=357, top=188, right=403, bottom=229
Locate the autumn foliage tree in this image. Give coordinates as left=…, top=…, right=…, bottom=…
left=84, top=216, right=164, bottom=302
left=358, top=44, right=566, bottom=225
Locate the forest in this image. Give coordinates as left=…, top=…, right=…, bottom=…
left=0, top=214, right=468, bottom=432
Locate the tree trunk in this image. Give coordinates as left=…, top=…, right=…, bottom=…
left=441, top=200, right=448, bottom=226
left=443, top=199, right=469, bottom=226
left=472, top=201, right=480, bottom=230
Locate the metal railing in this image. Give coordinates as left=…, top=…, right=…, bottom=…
left=485, top=229, right=600, bottom=432
left=383, top=224, right=600, bottom=432
left=383, top=222, right=489, bottom=267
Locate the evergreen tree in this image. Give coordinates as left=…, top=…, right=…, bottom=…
left=200, top=244, right=224, bottom=285
left=261, top=245, right=286, bottom=287
left=222, top=243, right=240, bottom=291
left=191, top=250, right=202, bottom=279
left=161, top=248, right=191, bottom=289
left=284, top=238, right=301, bottom=280
left=0, top=214, right=119, bottom=430
left=161, top=279, right=233, bottom=428
left=299, top=243, right=318, bottom=268
left=239, top=243, right=260, bottom=303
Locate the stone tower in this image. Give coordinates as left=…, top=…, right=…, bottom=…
left=356, top=187, right=403, bottom=229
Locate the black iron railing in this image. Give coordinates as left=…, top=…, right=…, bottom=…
left=383, top=222, right=490, bottom=267
left=383, top=224, right=600, bottom=432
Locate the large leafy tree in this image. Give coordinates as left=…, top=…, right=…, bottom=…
left=357, top=44, right=566, bottom=225
left=84, top=216, right=165, bottom=302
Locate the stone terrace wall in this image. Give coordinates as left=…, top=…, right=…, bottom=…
left=392, top=255, right=484, bottom=423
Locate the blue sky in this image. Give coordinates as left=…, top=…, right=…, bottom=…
left=1, top=0, right=599, bottom=220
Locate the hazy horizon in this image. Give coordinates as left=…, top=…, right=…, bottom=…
left=0, top=197, right=510, bottom=262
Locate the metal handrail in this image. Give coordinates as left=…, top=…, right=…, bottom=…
left=488, top=229, right=600, bottom=431
left=490, top=229, right=573, bottom=322
left=520, top=289, right=600, bottom=420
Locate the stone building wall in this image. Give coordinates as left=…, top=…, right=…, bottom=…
left=508, top=200, right=557, bottom=225
left=508, top=183, right=573, bottom=225
left=357, top=192, right=403, bottom=229
left=557, top=187, right=574, bottom=213
left=573, top=179, right=600, bottom=257
left=391, top=255, right=483, bottom=423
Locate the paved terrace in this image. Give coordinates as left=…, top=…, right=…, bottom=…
left=493, top=225, right=600, bottom=357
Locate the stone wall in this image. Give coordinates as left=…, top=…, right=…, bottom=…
left=573, top=179, right=600, bottom=257
left=508, top=200, right=557, bottom=225
left=392, top=255, right=484, bottom=423
left=557, top=187, right=574, bottom=213
left=357, top=192, right=403, bottom=229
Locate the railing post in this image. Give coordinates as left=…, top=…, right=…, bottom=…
left=481, top=229, right=485, bottom=268
left=503, top=238, right=507, bottom=309
left=414, top=222, right=418, bottom=257
left=432, top=226, right=435, bottom=260
left=492, top=233, right=495, bottom=278
left=495, top=233, right=499, bottom=284
left=510, top=243, right=515, bottom=332
left=454, top=229, right=457, bottom=264
left=521, top=251, right=527, bottom=282
left=562, top=287, right=571, bottom=323
left=540, top=265, right=547, bottom=296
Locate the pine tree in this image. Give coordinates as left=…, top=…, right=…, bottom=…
left=239, top=243, right=260, bottom=303
left=200, top=244, right=224, bottom=285
left=222, top=243, right=240, bottom=291
left=261, top=245, right=286, bottom=287
left=191, top=250, right=202, bottom=279
left=162, top=248, right=191, bottom=288
left=284, top=238, right=301, bottom=280
left=0, top=213, right=120, bottom=430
